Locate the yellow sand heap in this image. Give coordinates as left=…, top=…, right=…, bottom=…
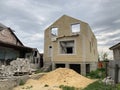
left=13, top=68, right=95, bottom=90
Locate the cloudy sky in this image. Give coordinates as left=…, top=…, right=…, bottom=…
left=0, top=0, right=120, bottom=59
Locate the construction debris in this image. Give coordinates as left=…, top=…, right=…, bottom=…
left=0, top=58, right=32, bottom=79
left=10, top=58, right=31, bottom=75
left=102, top=76, right=115, bottom=85
left=13, top=68, right=96, bottom=90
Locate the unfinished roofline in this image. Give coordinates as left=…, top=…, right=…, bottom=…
left=44, top=14, right=88, bottom=31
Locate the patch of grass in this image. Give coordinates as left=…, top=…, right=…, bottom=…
left=26, top=86, right=33, bottom=89
left=83, top=80, right=119, bottom=90
left=35, top=69, right=42, bottom=74
left=19, top=79, right=25, bottom=86
left=22, top=85, right=33, bottom=89
left=59, top=85, right=81, bottom=90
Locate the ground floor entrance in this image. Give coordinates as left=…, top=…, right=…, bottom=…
left=69, top=64, right=81, bottom=74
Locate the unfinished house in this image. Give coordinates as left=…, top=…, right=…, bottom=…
left=0, top=23, right=41, bottom=69
left=109, top=43, right=120, bottom=83
left=44, top=15, right=98, bottom=75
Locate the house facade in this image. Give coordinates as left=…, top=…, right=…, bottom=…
left=109, top=43, right=120, bottom=83
left=44, top=15, right=98, bottom=75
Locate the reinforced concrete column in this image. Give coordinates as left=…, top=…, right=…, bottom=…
left=65, top=63, right=69, bottom=68
left=52, top=62, right=55, bottom=70
left=81, top=63, right=86, bottom=76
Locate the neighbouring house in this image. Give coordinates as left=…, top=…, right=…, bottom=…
left=0, top=23, right=41, bottom=69
left=109, top=42, right=120, bottom=83
left=110, top=42, right=120, bottom=60
left=44, top=15, right=98, bottom=75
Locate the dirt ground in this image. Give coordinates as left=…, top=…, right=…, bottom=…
left=13, top=68, right=96, bottom=90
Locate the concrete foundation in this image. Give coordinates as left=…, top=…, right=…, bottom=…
left=52, top=61, right=97, bottom=76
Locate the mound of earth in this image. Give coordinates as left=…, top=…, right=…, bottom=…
left=13, top=68, right=95, bottom=90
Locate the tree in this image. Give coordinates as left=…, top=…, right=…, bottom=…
left=99, top=52, right=109, bottom=77
left=99, top=52, right=109, bottom=61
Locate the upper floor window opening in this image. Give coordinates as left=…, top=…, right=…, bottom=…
left=51, top=27, right=58, bottom=36
left=71, top=23, right=80, bottom=33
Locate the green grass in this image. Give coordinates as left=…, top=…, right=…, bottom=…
left=19, top=79, right=25, bottom=86
left=59, top=85, right=81, bottom=90
left=83, top=81, right=120, bottom=90
left=59, top=81, right=120, bottom=90
left=22, top=85, right=33, bottom=89
left=86, top=68, right=106, bottom=79
left=35, top=69, right=42, bottom=74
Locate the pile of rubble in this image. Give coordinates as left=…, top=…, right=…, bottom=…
left=102, top=76, right=114, bottom=85
left=0, top=58, right=32, bottom=79
left=14, top=68, right=96, bottom=90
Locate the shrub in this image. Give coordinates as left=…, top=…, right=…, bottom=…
left=35, top=69, right=42, bottom=74
left=59, top=85, right=80, bottom=90
left=19, top=79, right=25, bottom=86
left=86, top=68, right=105, bottom=79
left=84, top=80, right=119, bottom=90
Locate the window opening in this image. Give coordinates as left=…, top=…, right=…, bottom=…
left=56, top=64, right=65, bottom=68
left=69, top=64, right=81, bottom=74
left=51, top=27, right=58, bottom=36
left=66, top=47, right=73, bottom=54
left=86, top=64, right=90, bottom=74
left=34, top=51, right=37, bottom=57
left=71, top=23, right=80, bottom=33
left=60, top=40, right=74, bottom=54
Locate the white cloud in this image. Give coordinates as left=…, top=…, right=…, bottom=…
left=30, top=33, right=44, bottom=41
left=96, top=29, right=120, bottom=46
left=113, top=19, right=120, bottom=23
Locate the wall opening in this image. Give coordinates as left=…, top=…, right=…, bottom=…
left=86, top=64, right=90, bottom=74
left=66, top=47, right=73, bottom=54
left=34, top=51, right=37, bottom=57
left=40, top=54, right=43, bottom=68
left=59, top=40, right=75, bottom=54
left=56, top=64, right=65, bottom=68
left=36, top=58, right=39, bottom=64
left=69, top=64, right=81, bottom=74
left=51, top=27, right=58, bottom=36
left=71, top=23, right=80, bottom=33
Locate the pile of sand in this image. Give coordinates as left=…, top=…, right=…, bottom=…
left=13, top=68, right=95, bottom=90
